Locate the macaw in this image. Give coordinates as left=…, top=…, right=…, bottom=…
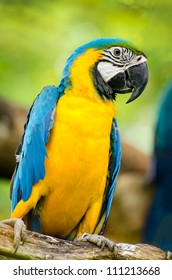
left=143, top=81, right=172, bottom=251
left=8, top=38, right=148, bottom=245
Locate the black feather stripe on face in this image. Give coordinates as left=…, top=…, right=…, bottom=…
left=92, top=63, right=114, bottom=100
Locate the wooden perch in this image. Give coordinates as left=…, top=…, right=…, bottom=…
left=0, top=223, right=171, bottom=260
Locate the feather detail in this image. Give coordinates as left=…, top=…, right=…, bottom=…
left=94, top=118, right=121, bottom=234
left=10, top=85, right=63, bottom=211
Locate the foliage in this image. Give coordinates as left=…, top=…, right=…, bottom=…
left=0, top=0, right=171, bottom=104
left=0, top=0, right=171, bottom=149
left=0, top=180, right=10, bottom=219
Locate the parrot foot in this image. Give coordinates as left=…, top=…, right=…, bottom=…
left=1, top=218, right=26, bottom=253
left=77, top=233, right=118, bottom=257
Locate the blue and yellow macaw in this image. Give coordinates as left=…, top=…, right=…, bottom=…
left=9, top=38, right=148, bottom=242
left=143, top=81, right=172, bottom=251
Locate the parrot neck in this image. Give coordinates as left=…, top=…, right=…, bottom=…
left=67, top=49, right=104, bottom=101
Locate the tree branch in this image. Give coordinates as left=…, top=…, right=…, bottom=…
left=0, top=223, right=171, bottom=260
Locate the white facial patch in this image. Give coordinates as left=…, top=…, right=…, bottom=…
left=97, top=55, right=147, bottom=83
left=97, top=61, right=123, bottom=82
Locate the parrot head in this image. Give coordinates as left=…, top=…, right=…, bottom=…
left=61, top=38, right=148, bottom=103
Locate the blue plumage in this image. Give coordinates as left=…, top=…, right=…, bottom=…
left=99, top=119, right=121, bottom=233
left=143, top=81, right=172, bottom=251
left=11, top=85, right=63, bottom=211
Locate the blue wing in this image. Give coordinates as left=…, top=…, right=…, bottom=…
left=96, top=118, right=122, bottom=234
left=10, top=85, right=63, bottom=212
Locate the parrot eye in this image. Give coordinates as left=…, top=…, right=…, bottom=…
left=103, top=46, right=135, bottom=65
left=113, top=47, right=121, bottom=57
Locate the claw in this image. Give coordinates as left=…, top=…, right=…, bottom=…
left=1, top=218, right=26, bottom=253
left=76, top=233, right=118, bottom=257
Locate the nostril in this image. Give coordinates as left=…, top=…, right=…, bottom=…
left=137, top=56, right=142, bottom=62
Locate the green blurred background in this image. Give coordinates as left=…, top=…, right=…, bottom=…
left=0, top=0, right=171, bottom=220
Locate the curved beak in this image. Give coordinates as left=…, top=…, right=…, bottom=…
left=107, top=59, right=148, bottom=103
left=126, top=62, right=148, bottom=103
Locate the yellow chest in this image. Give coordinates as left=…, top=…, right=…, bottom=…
left=39, top=93, right=116, bottom=237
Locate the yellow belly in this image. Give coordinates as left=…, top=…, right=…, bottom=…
left=38, top=94, right=116, bottom=238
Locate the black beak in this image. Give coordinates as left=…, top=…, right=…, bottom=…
left=107, top=61, right=148, bottom=103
